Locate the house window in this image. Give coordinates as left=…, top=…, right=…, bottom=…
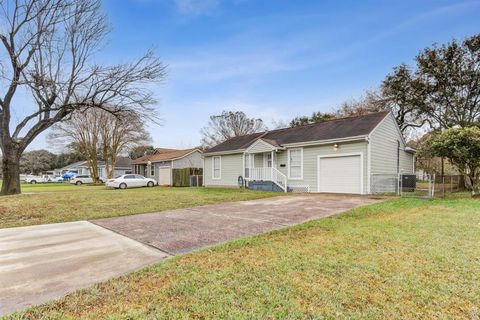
left=288, top=148, right=303, bottom=179
left=266, top=153, right=272, bottom=168
left=151, top=164, right=155, bottom=176
left=212, top=156, right=221, bottom=179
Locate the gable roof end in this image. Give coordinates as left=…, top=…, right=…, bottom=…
left=133, top=148, right=201, bottom=164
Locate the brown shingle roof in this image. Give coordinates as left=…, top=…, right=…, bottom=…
left=154, top=148, right=179, bottom=154
left=132, top=148, right=199, bottom=164
left=205, top=111, right=390, bottom=154
left=205, top=132, right=266, bottom=153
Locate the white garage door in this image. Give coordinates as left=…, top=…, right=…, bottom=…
left=318, top=155, right=362, bottom=194
left=159, top=167, right=172, bottom=186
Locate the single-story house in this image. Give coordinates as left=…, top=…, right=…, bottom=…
left=203, top=111, right=415, bottom=194
left=55, top=157, right=132, bottom=179
left=132, top=148, right=203, bottom=186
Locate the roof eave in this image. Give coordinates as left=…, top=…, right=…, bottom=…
left=203, top=149, right=246, bottom=156
left=281, top=135, right=368, bottom=148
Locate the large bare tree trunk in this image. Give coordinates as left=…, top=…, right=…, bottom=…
left=1, top=148, right=21, bottom=195
left=0, top=0, right=165, bottom=196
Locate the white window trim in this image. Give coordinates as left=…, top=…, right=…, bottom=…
left=212, top=156, right=221, bottom=180
left=264, top=152, right=273, bottom=168
left=288, top=148, right=303, bottom=180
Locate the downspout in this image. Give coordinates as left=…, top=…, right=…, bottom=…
left=397, top=140, right=400, bottom=174
left=366, top=136, right=371, bottom=194
left=397, top=140, right=401, bottom=195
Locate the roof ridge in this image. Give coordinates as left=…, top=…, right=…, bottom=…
left=263, top=110, right=390, bottom=135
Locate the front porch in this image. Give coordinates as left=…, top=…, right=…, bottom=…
left=243, top=139, right=288, bottom=192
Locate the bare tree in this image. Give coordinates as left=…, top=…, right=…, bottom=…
left=51, top=108, right=151, bottom=181
left=0, top=0, right=166, bottom=195
left=50, top=109, right=103, bottom=182
left=336, top=85, right=427, bottom=135
left=99, top=110, right=151, bottom=179
left=336, top=90, right=386, bottom=118
left=200, top=111, right=266, bottom=148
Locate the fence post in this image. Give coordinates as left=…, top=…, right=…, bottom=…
left=431, top=174, right=436, bottom=198
left=442, top=175, right=445, bottom=198
left=397, top=173, right=401, bottom=196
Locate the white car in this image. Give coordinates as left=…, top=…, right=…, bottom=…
left=25, top=175, right=50, bottom=184
left=25, top=175, right=64, bottom=184
left=106, top=174, right=157, bottom=189
left=70, top=175, right=104, bottom=185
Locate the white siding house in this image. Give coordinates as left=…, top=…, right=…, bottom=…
left=133, top=148, right=203, bottom=186
left=203, top=111, right=415, bottom=194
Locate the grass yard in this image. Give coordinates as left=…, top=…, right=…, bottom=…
left=8, top=195, right=480, bottom=319
left=0, top=183, right=279, bottom=229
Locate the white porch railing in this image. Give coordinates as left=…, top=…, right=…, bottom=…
left=246, top=167, right=287, bottom=192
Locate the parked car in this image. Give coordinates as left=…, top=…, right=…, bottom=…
left=51, top=176, right=64, bottom=182
left=106, top=174, right=156, bottom=189
left=70, top=175, right=104, bottom=185
left=25, top=175, right=50, bottom=184
left=24, top=174, right=63, bottom=184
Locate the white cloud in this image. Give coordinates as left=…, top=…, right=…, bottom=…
left=173, top=0, right=220, bottom=15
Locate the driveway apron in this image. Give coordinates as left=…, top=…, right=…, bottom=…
left=0, top=221, right=168, bottom=315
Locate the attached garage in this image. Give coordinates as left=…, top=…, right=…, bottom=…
left=317, top=154, right=363, bottom=194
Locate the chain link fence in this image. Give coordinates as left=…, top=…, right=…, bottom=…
left=399, top=173, right=435, bottom=199
left=371, top=174, right=399, bottom=195
left=370, top=173, right=463, bottom=199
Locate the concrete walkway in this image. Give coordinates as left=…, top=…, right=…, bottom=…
left=0, top=221, right=168, bottom=316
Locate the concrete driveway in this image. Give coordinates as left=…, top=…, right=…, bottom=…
left=0, top=221, right=168, bottom=316
left=0, top=194, right=378, bottom=316
left=93, top=194, right=378, bottom=254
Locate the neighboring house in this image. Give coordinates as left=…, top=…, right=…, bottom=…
left=132, top=148, right=203, bottom=186
left=55, top=157, right=132, bottom=179
left=203, top=111, right=415, bottom=194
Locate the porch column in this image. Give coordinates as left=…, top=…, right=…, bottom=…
left=242, top=153, right=245, bottom=178
left=271, top=150, right=274, bottom=179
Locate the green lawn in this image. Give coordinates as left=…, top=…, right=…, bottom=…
left=0, top=183, right=279, bottom=229
left=8, top=195, right=480, bottom=319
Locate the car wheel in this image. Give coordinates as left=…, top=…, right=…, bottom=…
left=119, top=183, right=127, bottom=189
left=31, top=180, right=37, bottom=184
left=147, top=181, right=154, bottom=187
left=76, top=181, right=82, bottom=185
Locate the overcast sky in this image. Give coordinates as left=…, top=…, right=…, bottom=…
left=25, top=0, right=480, bottom=151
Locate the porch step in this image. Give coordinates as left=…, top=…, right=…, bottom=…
left=247, top=180, right=288, bottom=192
